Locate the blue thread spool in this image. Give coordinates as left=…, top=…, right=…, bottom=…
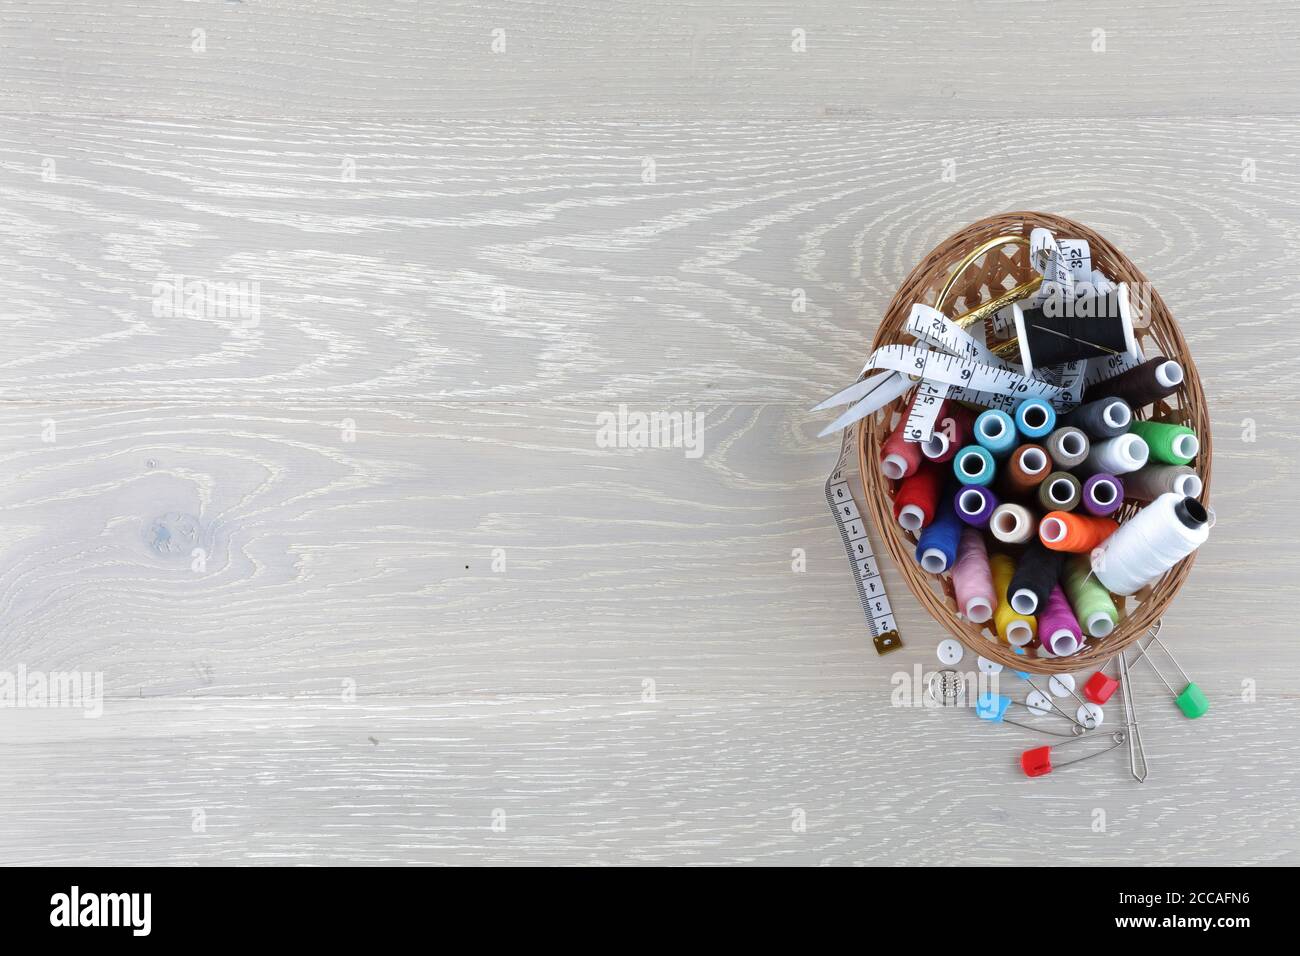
left=915, top=494, right=961, bottom=573
left=974, top=409, right=1017, bottom=457
left=1015, top=397, right=1057, bottom=440
left=953, top=444, right=995, bottom=486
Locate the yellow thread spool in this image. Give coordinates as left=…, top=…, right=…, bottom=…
left=991, top=554, right=1037, bottom=646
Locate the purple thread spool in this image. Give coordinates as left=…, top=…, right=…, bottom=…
left=1038, top=584, right=1084, bottom=656
left=954, top=485, right=997, bottom=528
left=1082, top=473, right=1124, bottom=517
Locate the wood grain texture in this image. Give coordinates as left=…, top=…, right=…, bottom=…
left=2, top=6, right=1299, bottom=863
left=3, top=1, right=1300, bottom=118
left=2, top=116, right=1299, bottom=404
left=1, top=695, right=1294, bottom=865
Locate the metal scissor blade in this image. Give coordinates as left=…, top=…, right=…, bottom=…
left=815, top=372, right=909, bottom=438
left=810, top=370, right=896, bottom=412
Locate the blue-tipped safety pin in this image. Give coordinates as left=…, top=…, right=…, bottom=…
left=975, top=691, right=1086, bottom=738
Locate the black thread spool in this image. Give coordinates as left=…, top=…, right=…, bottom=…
left=1008, top=540, right=1064, bottom=616
left=1011, top=284, right=1138, bottom=374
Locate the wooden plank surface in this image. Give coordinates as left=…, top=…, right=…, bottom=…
left=2, top=3, right=1298, bottom=866
left=4, top=1, right=1300, bottom=118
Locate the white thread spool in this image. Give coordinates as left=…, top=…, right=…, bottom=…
left=1086, top=433, right=1149, bottom=475
left=1093, top=493, right=1211, bottom=595
left=989, top=503, right=1034, bottom=545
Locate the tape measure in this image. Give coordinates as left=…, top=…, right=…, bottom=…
left=824, top=422, right=902, bottom=655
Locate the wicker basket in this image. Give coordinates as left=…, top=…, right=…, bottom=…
left=858, top=211, right=1211, bottom=674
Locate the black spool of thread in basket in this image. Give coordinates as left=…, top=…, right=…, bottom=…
left=1085, top=355, right=1184, bottom=410
left=1063, top=397, right=1133, bottom=440
left=1007, top=540, right=1064, bottom=616
left=1012, top=290, right=1135, bottom=373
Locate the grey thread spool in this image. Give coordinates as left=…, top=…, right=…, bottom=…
left=1045, top=426, right=1090, bottom=469
left=1038, top=471, right=1082, bottom=512
left=1064, top=398, right=1132, bottom=440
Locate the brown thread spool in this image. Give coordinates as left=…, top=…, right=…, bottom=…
left=1000, top=443, right=1050, bottom=499
left=1085, top=356, right=1183, bottom=409
left=1038, top=471, right=1082, bottom=512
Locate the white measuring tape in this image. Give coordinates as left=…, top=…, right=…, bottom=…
left=863, top=344, right=1070, bottom=403
left=824, top=422, right=902, bottom=655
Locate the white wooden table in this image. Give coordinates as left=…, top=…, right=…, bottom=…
left=0, top=1, right=1296, bottom=865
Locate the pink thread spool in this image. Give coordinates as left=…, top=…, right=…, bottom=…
left=1037, top=584, right=1084, bottom=657
left=952, top=528, right=995, bottom=624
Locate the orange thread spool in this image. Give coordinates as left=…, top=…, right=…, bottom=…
left=1039, top=511, right=1118, bottom=553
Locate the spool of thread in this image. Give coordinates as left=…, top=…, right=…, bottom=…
left=989, top=503, right=1035, bottom=545
left=1039, top=511, right=1119, bottom=553
left=1001, top=443, right=1050, bottom=498
left=880, top=417, right=924, bottom=480
left=1083, top=433, right=1149, bottom=476
left=1063, top=554, right=1119, bottom=638
left=1008, top=540, right=1064, bottom=615
left=1037, top=471, right=1082, bottom=512
left=1093, top=493, right=1211, bottom=595
left=915, top=490, right=962, bottom=574
left=952, top=528, right=996, bottom=624
left=953, top=444, right=996, bottom=486
left=1045, top=426, right=1090, bottom=470
left=1011, top=294, right=1136, bottom=373
left=954, top=485, right=997, bottom=528
left=892, top=463, right=942, bottom=531
left=1128, top=420, right=1199, bottom=465
left=991, top=553, right=1037, bottom=646
left=920, top=402, right=976, bottom=465
left=1063, top=397, right=1132, bottom=440
left=1123, top=464, right=1202, bottom=502
left=1081, top=473, right=1124, bottom=517
left=1014, top=398, right=1056, bottom=441
left=974, top=409, right=1016, bottom=457
left=1037, top=584, right=1084, bottom=656
left=1086, top=356, right=1183, bottom=409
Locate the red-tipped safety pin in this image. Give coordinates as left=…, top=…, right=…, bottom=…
left=1021, top=731, right=1126, bottom=777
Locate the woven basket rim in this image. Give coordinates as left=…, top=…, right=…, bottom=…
left=857, top=211, right=1211, bottom=674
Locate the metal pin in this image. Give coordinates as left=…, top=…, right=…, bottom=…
left=1021, top=731, right=1127, bottom=777
left=976, top=691, right=1086, bottom=738
left=1130, top=627, right=1209, bottom=719
left=1118, top=645, right=1148, bottom=782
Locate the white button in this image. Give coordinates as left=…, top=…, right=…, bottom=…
left=1048, top=673, right=1076, bottom=698
left=937, top=639, right=964, bottom=666
left=1026, top=690, right=1052, bottom=715
left=977, top=655, right=1003, bottom=675
left=1077, top=702, right=1104, bottom=729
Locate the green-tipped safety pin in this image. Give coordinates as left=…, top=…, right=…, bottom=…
left=1130, top=629, right=1209, bottom=720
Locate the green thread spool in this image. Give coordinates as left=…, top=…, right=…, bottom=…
left=1063, top=555, right=1119, bottom=637
left=1129, top=420, right=1199, bottom=466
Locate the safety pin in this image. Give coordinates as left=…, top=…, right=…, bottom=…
left=976, top=691, right=1086, bottom=738
left=1118, top=644, right=1148, bottom=782
left=1130, top=628, right=1209, bottom=719
left=1009, top=655, right=1096, bottom=730
left=1021, top=731, right=1127, bottom=777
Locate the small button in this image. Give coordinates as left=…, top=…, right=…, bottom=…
left=1077, top=703, right=1104, bottom=729
left=1048, top=674, right=1076, bottom=698
left=977, top=656, right=1003, bottom=675
left=937, top=639, right=964, bottom=666
left=1025, top=690, right=1052, bottom=715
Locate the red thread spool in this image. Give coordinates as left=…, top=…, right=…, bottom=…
left=880, top=419, right=924, bottom=479
left=920, top=401, right=976, bottom=465
left=893, top=462, right=942, bottom=531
